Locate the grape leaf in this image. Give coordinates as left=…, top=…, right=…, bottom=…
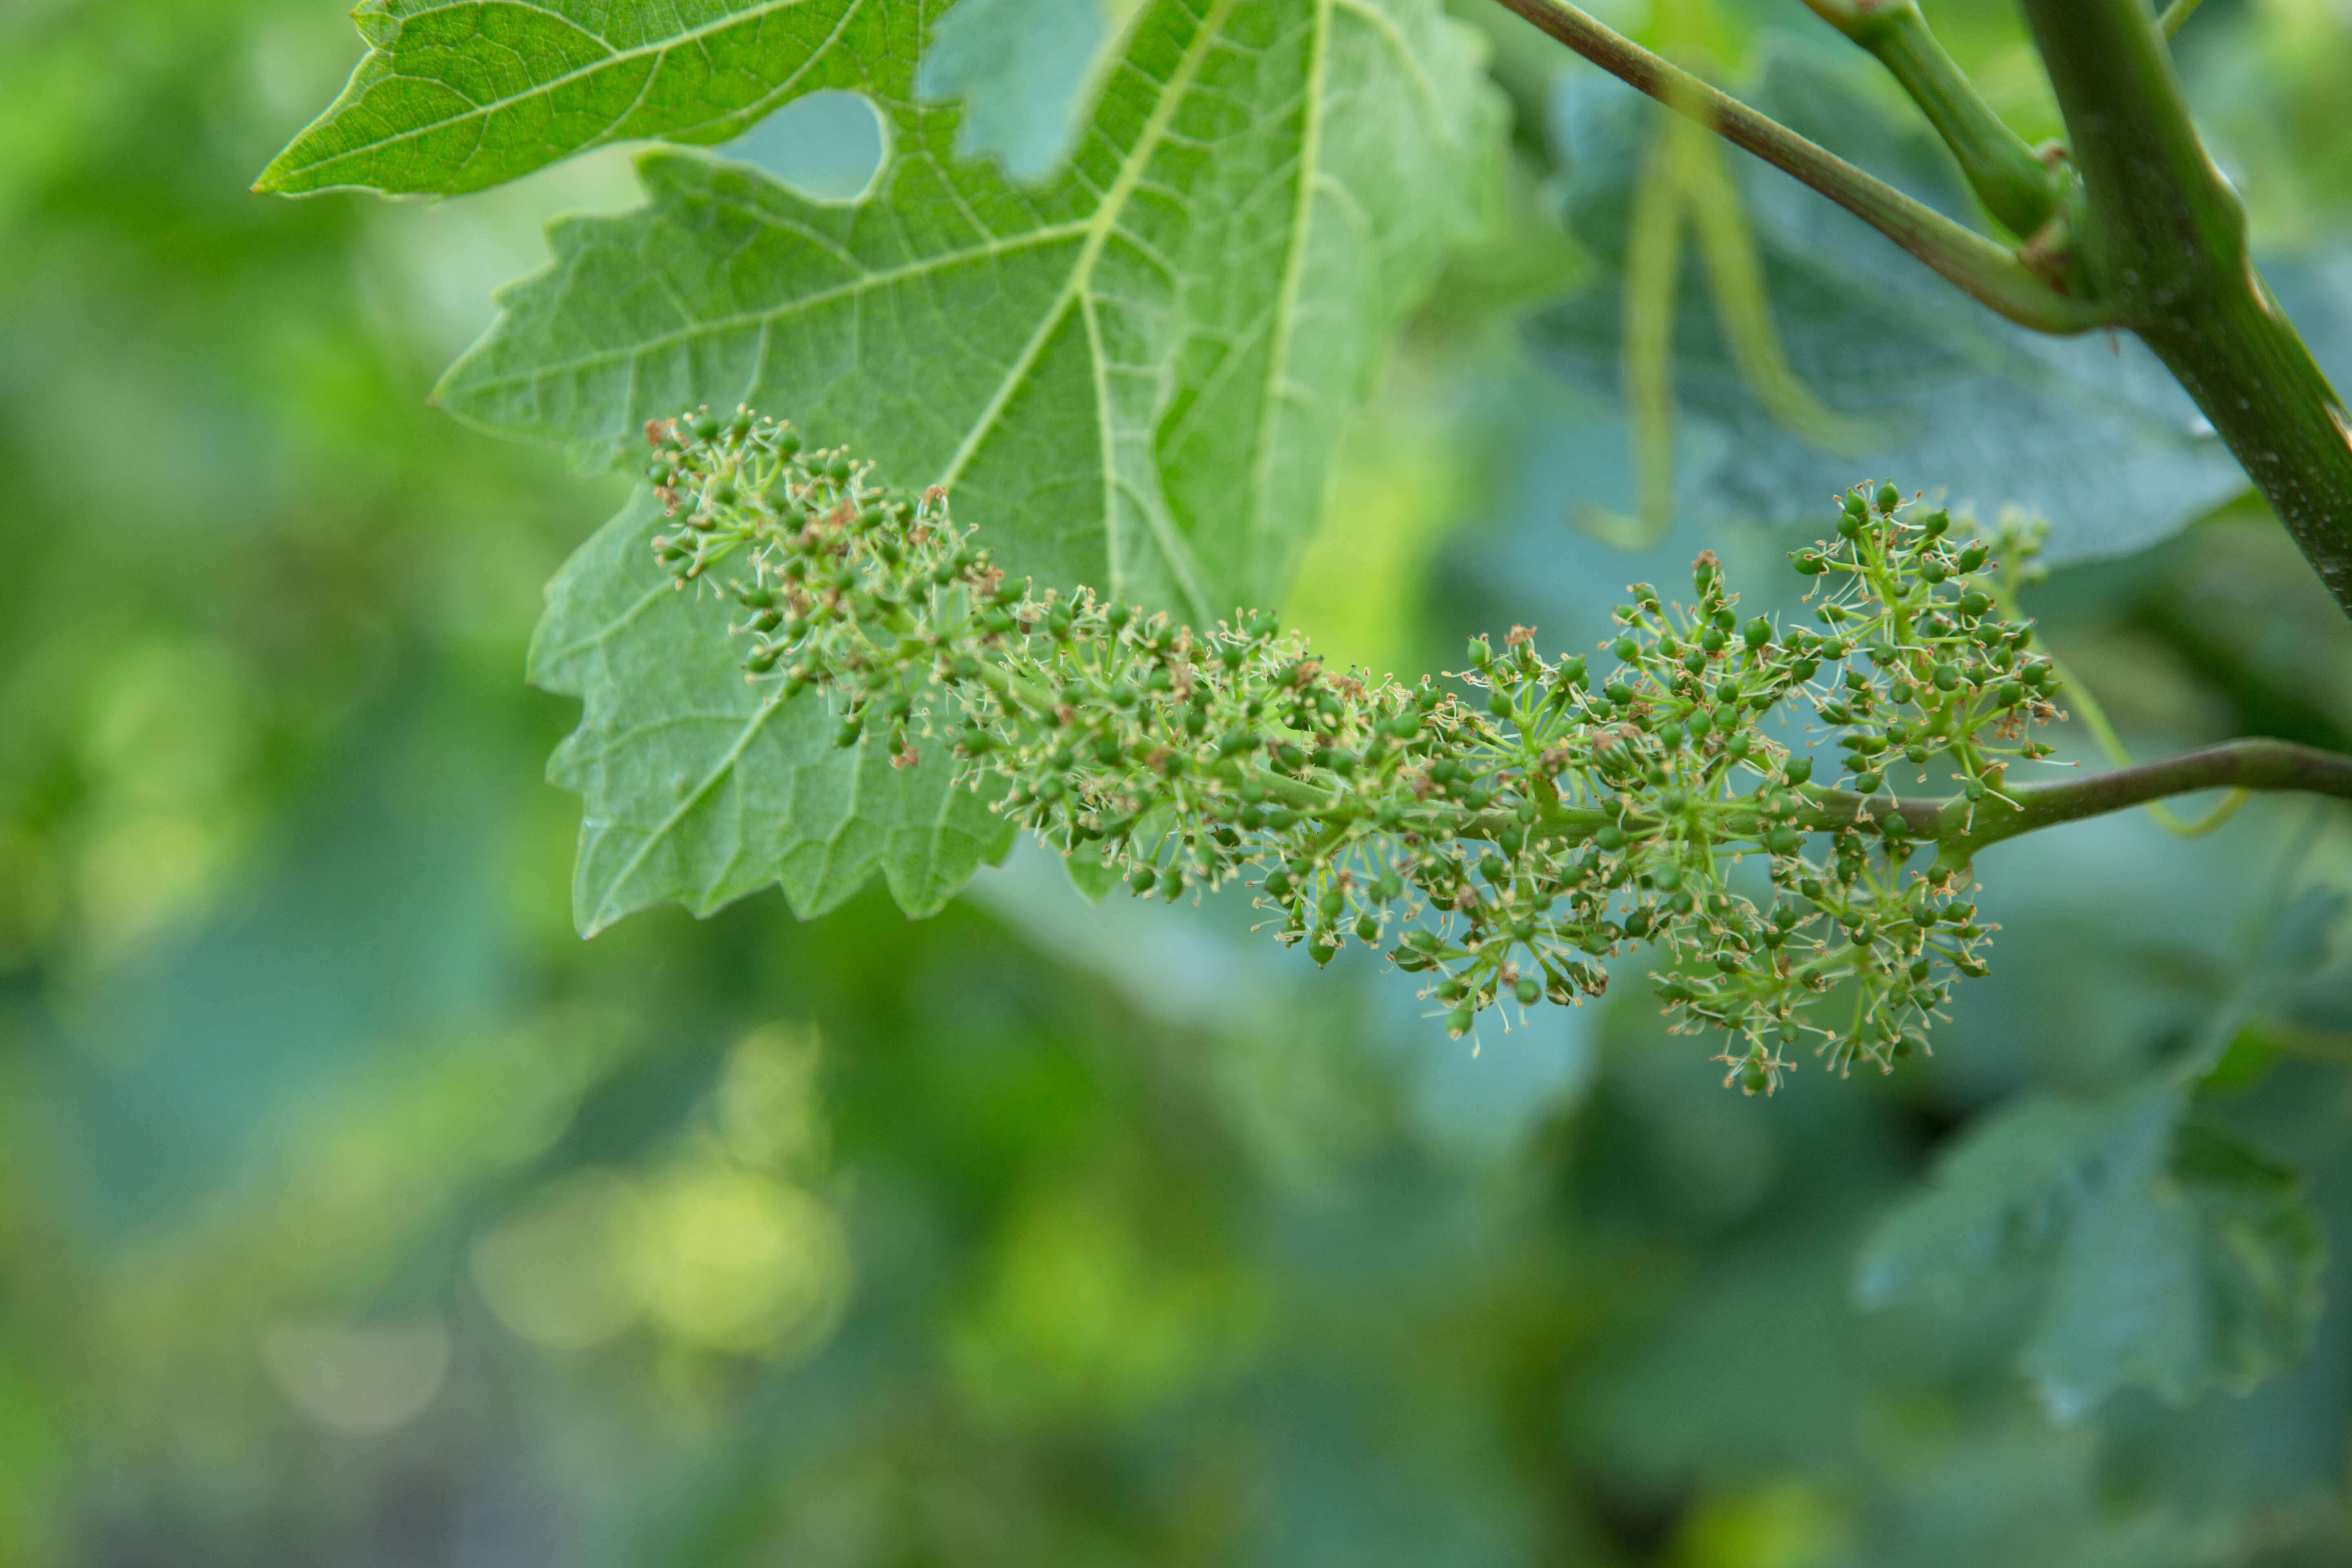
left=1528, top=50, right=2248, bottom=565
left=1856, top=1082, right=2324, bottom=1417
left=444, top=0, right=1503, bottom=621
left=528, top=494, right=1013, bottom=934
left=2023, top=1122, right=2326, bottom=1419
left=255, top=0, right=901, bottom=198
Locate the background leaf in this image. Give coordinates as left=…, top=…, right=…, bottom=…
left=1527, top=50, right=2256, bottom=565
left=528, top=494, right=1012, bottom=933
left=1858, top=1080, right=2325, bottom=1417
left=2025, top=1121, right=2326, bottom=1418
left=254, top=0, right=901, bottom=197
left=915, top=0, right=1143, bottom=183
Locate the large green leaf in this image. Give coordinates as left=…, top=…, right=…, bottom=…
left=445, top=0, right=1502, bottom=620
left=255, top=0, right=895, bottom=197
left=528, top=494, right=1013, bottom=934
left=1856, top=1082, right=2324, bottom=1417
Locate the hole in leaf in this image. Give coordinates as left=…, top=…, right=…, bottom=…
left=719, top=90, right=889, bottom=203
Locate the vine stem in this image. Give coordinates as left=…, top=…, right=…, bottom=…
left=1838, top=738, right=2352, bottom=871
left=1485, top=0, right=2105, bottom=332
left=1510, top=739, right=2352, bottom=862
left=2016, top=0, right=2352, bottom=615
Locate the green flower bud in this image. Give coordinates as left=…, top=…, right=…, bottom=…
left=1875, top=481, right=1902, bottom=513
left=1515, top=976, right=1542, bottom=1005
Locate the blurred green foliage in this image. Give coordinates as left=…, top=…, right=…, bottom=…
left=7, top=0, right=2352, bottom=1564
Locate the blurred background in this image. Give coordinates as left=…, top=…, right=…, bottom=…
left=8, top=0, right=2352, bottom=1561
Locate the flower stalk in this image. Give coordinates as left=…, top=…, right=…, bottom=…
left=644, top=410, right=2352, bottom=1093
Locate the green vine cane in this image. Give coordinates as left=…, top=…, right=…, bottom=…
left=638, top=408, right=2305, bottom=1096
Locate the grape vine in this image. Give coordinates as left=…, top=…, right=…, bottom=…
left=646, top=408, right=2068, bottom=1094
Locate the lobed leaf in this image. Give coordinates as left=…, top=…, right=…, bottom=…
left=486, top=0, right=1499, bottom=931
left=255, top=0, right=895, bottom=197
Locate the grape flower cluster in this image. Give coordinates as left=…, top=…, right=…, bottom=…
left=644, top=408, right=2065, bottom=1095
